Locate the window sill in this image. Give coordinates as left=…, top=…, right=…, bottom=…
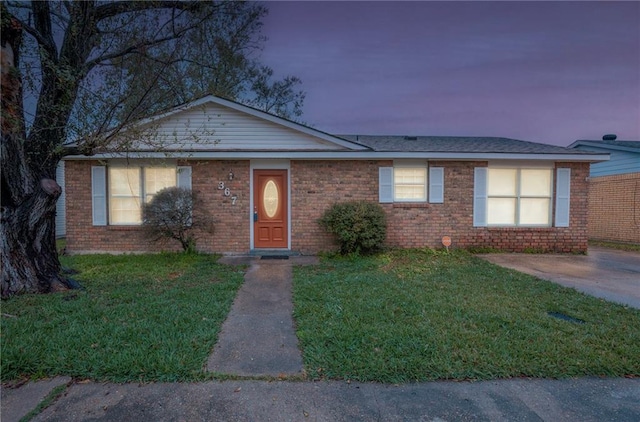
left=485, top=226, right=554, bottom=231
left=106, top=225, right=143, bottom=231
left=392, top=202, right=429, bottom=209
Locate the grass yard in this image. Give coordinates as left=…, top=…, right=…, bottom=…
left=1, top=253, right=245, bottom=383
left=293, top=249, right=640, bottom=383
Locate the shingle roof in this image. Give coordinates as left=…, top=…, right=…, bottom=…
left=339, top=135, right=598, bottom=155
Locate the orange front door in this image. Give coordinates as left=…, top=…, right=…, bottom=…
left=254, top=170, right=288, bottom=248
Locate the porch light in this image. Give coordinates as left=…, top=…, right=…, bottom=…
left=228, top=171, right=234, bottom=181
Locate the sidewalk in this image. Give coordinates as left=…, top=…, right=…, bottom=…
left=12, top=377, right=640, bottom=421
left=2, top=255, right=640, bottom=421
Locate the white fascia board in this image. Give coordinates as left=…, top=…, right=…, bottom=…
left=64, top=151, right=610, bottom=162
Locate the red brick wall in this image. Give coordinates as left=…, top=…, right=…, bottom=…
left=454, top=162, right=588, bottom=253
left=291, top=160, right=589, bottom=254
left=66, top=159, right=590, bottom=254
left=65, top=160, right=250, bottom=253
left=384, top=161, right=480, bottom=250
left=290, top=160, right=385, bottom=253
left=190, top=160, right=250, bottom=252
left=587, top=172, right=640, bottom=244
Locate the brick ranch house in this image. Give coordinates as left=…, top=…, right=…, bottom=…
left=63, top=95, right=608, bottom=255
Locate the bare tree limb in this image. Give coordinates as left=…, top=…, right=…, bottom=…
left=83, top=8, right=215, bottom=73
left=31, top=1, right=58, bottom=62
left=62, top=1, right=73, bottom=15
left=94, top=1, right=210, bottom=21
left=11, top=20, right=53, bottom=59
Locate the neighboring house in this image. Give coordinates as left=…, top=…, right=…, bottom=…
left=63, top=95, right=607, bottom=255
left=569, top=137, right=640, bottom=245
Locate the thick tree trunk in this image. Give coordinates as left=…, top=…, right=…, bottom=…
left=2, top=0, right=242, bottom=297
left=1, top=8, right=76, bottom=298
left=1, top=178, right=71, bottom=298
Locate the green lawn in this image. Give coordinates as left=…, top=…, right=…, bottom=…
left=292, top=249, right=640, bottom=383
left=4, top=249, right=639, bottom=384
left=1, top=253, right=245, bottom=383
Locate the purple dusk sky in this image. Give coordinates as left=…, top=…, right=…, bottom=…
left=259, top=1, right=640, bottom=146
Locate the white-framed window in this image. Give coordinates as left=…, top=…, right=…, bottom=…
left=108, top=166, right=178, bottom=225
left=394, top=167, right=427, bottom=202
left=144, top=167, right=177, bottom=203
left=486, top=167, right=553, bottom=226
left=92, top=165, right=192, bottom=227
left=109, top=167, right=144, bottom=225
left=378, top=164, right=444, bottom=204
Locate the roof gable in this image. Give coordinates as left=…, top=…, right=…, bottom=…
left=126, top=95, right=368, bottom=152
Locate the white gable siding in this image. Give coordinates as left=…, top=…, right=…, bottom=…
left=55, top=161, right=66, bottom=237
left=134, top=103, right=346, bottom=151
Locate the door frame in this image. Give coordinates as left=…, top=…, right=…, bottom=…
left=250, top=159, right=291, bottom=250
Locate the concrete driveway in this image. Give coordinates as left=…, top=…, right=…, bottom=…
left=478, top=246, right=640, bottom=309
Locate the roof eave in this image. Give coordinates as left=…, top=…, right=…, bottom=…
left=64, top=151, right=610, bottom=162
left=569, top=141, right=640, bottom=154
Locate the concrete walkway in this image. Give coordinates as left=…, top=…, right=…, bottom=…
left=478, top=246, right=640, bottom=309
left=206, top=256, right=315, bottom=376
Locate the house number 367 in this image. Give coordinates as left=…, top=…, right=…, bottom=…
left=217, top=182, right=237, bottom=205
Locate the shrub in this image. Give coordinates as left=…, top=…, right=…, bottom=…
left=142, top=187, right=213, bottom=252
left=319, top=201, right=387, bottom=255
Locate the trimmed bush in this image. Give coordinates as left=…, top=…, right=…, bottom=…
left=142, top=187, right=213, bottom=252
left=319, top=201, right=387, bottom=255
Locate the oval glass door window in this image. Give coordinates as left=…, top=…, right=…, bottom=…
left=263, top=179, right=279, bottom=218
